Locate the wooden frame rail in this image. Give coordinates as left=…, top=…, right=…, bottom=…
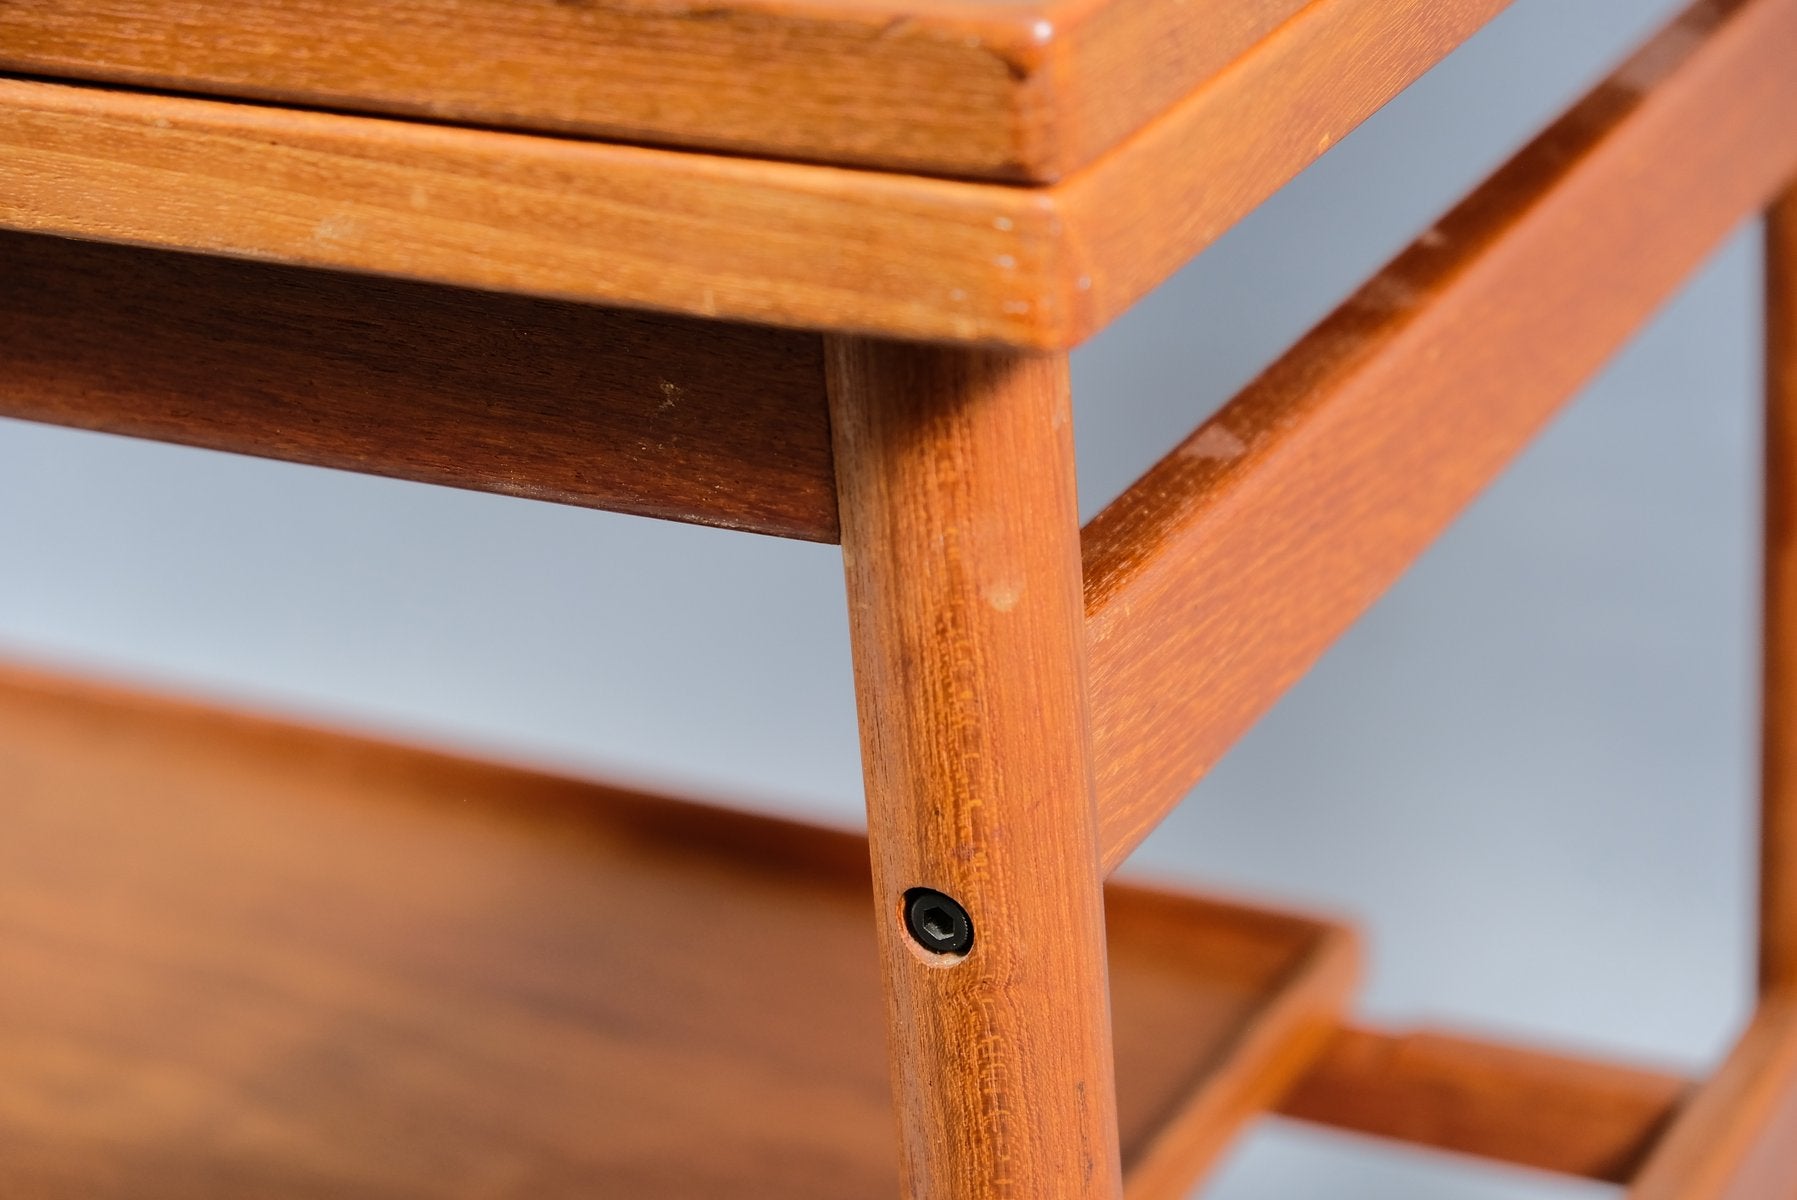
left=1083, top=0, right=1797, bottom=870
left=1277, top=1025, right=1690, bottom=1183
left=0, top=230, right=837, bottom=541
left=1279, top=1010, right=1797, bottom=1197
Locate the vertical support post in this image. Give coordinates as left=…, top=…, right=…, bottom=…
left=1765, top=185, right=1797, bottom=995
left=827, top=337, right=1124, bottom=1200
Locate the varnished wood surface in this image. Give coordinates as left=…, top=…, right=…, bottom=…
left=0, top=76, right=1066, bottom=347
left=828, top=340, right=1123, bottom=1199
left=0, top=231, right=836, bottom=540
left=0, top=0, right=1501, bottom=351
left=1628, top=1002, right=1797, bottom=1198
left=1277, top=1026, right=1689, bottom=1183
left=1083, top=0, right=1797, bottom=869
left=0, top=0, right=1337, bottom=182
left=0, top=661, right=1357, bottom=1199
left=1765, top=184, right=1797, bottom=991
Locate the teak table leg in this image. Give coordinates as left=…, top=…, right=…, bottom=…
left=1636, top=183, right=1797, bottom=1200
left=827, top=338, right=1124, bottom=1200
left=1767, top=183, right=1797, bottom=997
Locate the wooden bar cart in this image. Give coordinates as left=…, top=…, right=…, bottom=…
left=2, top=0, right=1795, bottom=1194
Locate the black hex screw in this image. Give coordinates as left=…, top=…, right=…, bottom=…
left=903, top=887, right=973, bottom=956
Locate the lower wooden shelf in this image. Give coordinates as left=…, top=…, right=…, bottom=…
left=0, top=663, right=1358, bottom=1199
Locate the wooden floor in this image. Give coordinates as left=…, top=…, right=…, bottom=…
left=0, top=665, right=1355, bottom=1199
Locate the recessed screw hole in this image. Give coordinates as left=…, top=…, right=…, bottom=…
left=904, top=888, right=973, bottom=956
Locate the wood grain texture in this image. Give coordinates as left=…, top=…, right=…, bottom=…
left=0, top=0, right=1323, bottom=182
left=0, top=77, right=1067, bottom=347
left=0, top=231, right=835, bottom=540
left=0, top=0, right=1502, bottom=350
left=1628, top=1001, right=1797, bottom=1199
left=1277, top=1026, right=1690, bottom=1183
left=1766, top=184, right=1797, bottom=992
left=1084, top=0, right=1797, bottom=870
left=827, top=340, right=1121, bottom=1199
left=0, top=660, right=1357, bottom=1199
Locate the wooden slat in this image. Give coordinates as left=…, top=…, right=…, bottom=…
left=1628, top=1001, right=1797, bottom=1198
left=0, top=0, right=1331, bottom=183
left=1277, top=1026, right=1689, bottom=1183
left=0, top=0, right=1502, bottom=349
left=1765, top=184, right=1797, bottom=990
left=827, top=340, right=1124, bottom=1200
left=1084, top=0, right=1797, bottom=870
left=0, top=230, right=836, bottom=540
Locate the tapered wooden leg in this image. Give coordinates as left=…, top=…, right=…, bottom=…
left=1628, top=1001, right=1797, bottom=1200
left=827, top=338, right=1124, bottom=1200
left=1632, top=186, right=1797, bottom=1200
left=1765, top=185, right=1797, bottom=995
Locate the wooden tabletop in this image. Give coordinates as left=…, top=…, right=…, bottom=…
left=0, top=0, right=1519, bottom=346
left=4, top=0, right=1347, bottom=182
left=10, top=1, right=1785, bottom=348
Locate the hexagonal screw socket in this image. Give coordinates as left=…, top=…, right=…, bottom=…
left=904, top=887, right=974, bottom=956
